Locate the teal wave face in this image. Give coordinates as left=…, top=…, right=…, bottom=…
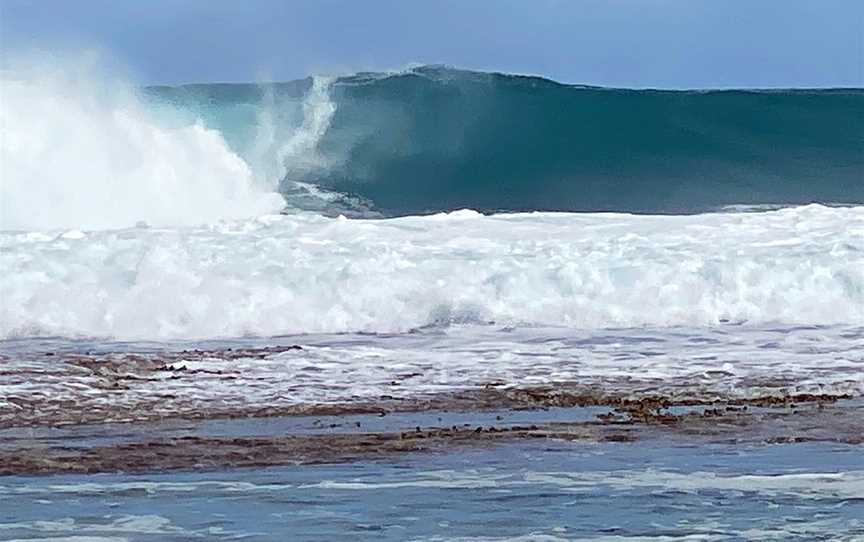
left=147, top=66, right=864, bottom=215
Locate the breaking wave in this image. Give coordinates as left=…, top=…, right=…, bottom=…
left=147, top=65, right=864, bottom=217
left=2, top=61, right=862, bottom=340
left=2, top=204, right=862, bottom=340
left=3, top=63, right=862, bottom=230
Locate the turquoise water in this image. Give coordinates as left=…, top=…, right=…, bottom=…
left=145, top=66, right=864, bottom=216
left=3, top=440, right=862, bottom=541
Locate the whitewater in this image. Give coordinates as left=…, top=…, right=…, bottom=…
left=1, top=64, right=863, bottom=342
left=1, top=205, right=862, bottom=340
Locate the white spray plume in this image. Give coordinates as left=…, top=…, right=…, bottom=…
left=0, top=56, right=285, bottom=231
left=247, top=76, right=337, bottom=188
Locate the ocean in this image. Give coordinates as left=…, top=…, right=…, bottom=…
left=1, top=65, right=862, bottom=540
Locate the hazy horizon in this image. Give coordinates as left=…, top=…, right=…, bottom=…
left=137, top=63, right=864, bottom=91
left=2, top=0, right=862, bottom=89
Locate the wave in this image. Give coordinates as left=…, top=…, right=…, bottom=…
left=147, top=65, right=864, bottom=217
left=3, top=63, right=862, bottom=231
left=2, top=204, right=861, bottom=340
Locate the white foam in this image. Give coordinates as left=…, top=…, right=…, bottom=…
left=301, top=468, right=864, bottom=499
left=2, top=325, right=860, bottom=418
left=0, top=515, right=176, bottom=534
left=8, top=468, right=859, bottom=498
left=0, top=62, right=283, bottom=230
left=1, top=204, right=861, bottom=340
left=0, top=514, right=209, bottom=541
left=0, top=481, right=285, bottom=496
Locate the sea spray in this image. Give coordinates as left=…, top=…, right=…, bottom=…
left=0, top=62, right=284, bottom=230
left=246, top=76, right=337, bottom=189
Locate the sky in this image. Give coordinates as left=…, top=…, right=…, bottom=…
left=1, top=0, right=862, bottom=88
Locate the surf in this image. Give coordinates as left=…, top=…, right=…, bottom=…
left=2, top=205, right=861, bottom=340
left=1, top=62, right=862, bottom=340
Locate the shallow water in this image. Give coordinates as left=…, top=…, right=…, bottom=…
left=3, top=323, right=862, bottom=430
left=2, top=440, right=862, bottom=541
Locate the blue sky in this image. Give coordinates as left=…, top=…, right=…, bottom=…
left=2, top=0, right=862, bottom=88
